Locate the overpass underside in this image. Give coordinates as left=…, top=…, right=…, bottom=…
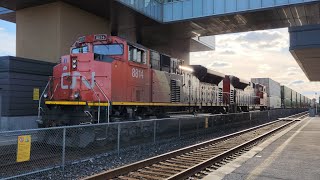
left=170, top=3, right=320, bottom=36
left=290, top=25, right=320, bottom=81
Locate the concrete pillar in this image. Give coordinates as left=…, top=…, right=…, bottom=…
left=111, top=4, right=138, bottom=43
left=16, top=2, right=110, bottom=62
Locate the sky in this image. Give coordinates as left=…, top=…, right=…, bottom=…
left=0, top=20, right=318, bottom=99
left=0, top=20, right=15, bottom=56
left=190, top=28, right=320, bottom=100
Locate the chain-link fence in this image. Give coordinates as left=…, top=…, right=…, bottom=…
left=0, top=108, right=307, bottom=179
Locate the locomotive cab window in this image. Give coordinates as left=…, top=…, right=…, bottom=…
left=150, top=51, right=160, bottom=70
left=128, top=45, right=146, bottom=64
left=94, top=44, right=124, bottom=62
left=72, top=46, right=89, bottom=54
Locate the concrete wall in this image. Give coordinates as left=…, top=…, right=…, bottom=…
left=0, top=116, right=38, bottom=131
left=16, top=2, right=110, bottom=63
left=16, top=2, right=60, bottom=62
left=0, top=56, right=55, bottom=117
left=59, top=3, right=110, bottom=58
left=289, top=24, right=320, bottom=50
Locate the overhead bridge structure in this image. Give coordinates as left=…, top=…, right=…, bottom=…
left=0, top=0, right=318, bottom=79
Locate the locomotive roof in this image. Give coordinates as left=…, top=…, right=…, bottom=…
left=189, top=65, right=225, bottom=85
left=227, top=75, right=250, bottom=90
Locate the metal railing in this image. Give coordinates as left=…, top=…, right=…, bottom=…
left=80, top=75, right=102, bottom=123
left=0, top=108, right=307, bottom=179
left=37, top=77, right=53, bottom=122
left=95, top=81, right=110, bottom=124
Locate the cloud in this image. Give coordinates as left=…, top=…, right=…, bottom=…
left=219, top=50, right=236, bottom=55
left=287, top=67, right=300, bottom=71
left=290, top=80, right=305, bottom=85
left=231, top=29, right=288, bottom=52
left=236, top=31, right=282, bottom=43
left=258, top=64, right=272, bottom=73
left=207, top=61, right=232, bottom=69
left=287, top=71, right=298, bottom=76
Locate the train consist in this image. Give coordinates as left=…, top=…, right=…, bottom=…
left=38, top=34, right=310, bottom=127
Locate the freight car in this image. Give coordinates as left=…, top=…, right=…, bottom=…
left=251, top=78, right=281, bottom=109
left=280, top=85, right=310, bottom=109
left=251, top=79, right=311, bottom=109
left=38, top=34, right=310, bottom=127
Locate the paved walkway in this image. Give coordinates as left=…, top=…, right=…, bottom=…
left=204, top=117, right=320, bottom=180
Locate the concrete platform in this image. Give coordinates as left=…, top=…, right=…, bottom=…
left=204, top=117, right=320, bottom=180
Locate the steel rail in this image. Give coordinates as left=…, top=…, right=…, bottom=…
left=82, top=113, right=306, bottom=180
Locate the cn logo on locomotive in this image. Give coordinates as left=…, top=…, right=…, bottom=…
left=61, top=71, right=96, bottom=90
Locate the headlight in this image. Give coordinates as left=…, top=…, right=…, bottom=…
left=74, top=92, right=80, bottom=99
left=43, top=93, right=48, bottom=98
left=72, top=57, right=77, bottom=69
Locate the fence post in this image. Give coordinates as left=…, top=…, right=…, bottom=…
left=0, top=90, right=2, bottom=126
left=223, top=115, right=226, bottom=132
left=117, top=123, right=120, bottom=156
left=153, top=120, right=156, bottom=144
left=196, top=121, right=199, bottom=135
left=62, top=127, right=66, bottom=171
left=178, top=119, right=181, bottom=138
left=249, top=112, right=252, bottom=127
left=205, top=117, right=208, bottom=135
left=211, top=117, right=214, bottom=132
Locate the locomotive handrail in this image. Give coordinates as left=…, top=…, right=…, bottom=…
left=50, top=77, right=61, bottom=99
left=81, top=75, right=102, bottom=124
left=95, top=81, right=110, bottom=124
left=37, top=77, right=53, bottom=121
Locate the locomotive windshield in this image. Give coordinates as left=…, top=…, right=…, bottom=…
left=94, top=44, right=124, bottom=55
left=71, top=46, right=89, bottom=54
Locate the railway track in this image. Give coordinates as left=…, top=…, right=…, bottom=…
left=83, top=113, right=308, bottom=180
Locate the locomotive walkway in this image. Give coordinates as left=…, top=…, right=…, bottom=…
left=204, top=116, right=320, bottom=180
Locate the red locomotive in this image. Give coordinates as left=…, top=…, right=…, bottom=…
left=219, top=75, right=267, bottom=113
left=38, top=34, right=268, bottom=127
